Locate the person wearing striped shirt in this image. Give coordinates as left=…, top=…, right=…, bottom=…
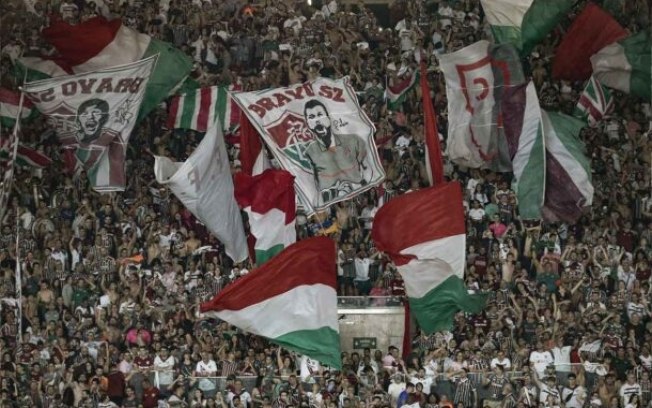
left=619, top=372, right=643, bottom=407
left=483, top=365, right=510, bottom=408
left=452, top=369, right=476, bottom=408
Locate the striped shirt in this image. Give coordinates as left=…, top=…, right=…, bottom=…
left=220, top=359, right=239, bottom=377
left=539, top=383, right=560, bottom=403
left=620, top=383, right=642, bottom=405
left=487, top=375, right=509, bottom=400
left=453, top=377, right=475, bottom=407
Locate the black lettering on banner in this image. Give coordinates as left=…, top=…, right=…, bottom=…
left=62, top=82, right=77, bottom=96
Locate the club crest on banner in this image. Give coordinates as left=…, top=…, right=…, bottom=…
left=233, top=77, right=386, bottom=214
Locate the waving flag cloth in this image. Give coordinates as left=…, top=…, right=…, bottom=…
left=16, top=145, right=52, bottom=168
left=200, top=237, right=341, bottom=368
left=234, top=169, right=296, bottom=266
left=552, top=2, right=628, bottom=81
left=438, top=41, right=525, bottom=171
left=154, top=121, right=248, bottom=263
left=481, top=0, right=574, bottom=55
left=542, top=112, right=593, bottom=223
left=0, top=88, right=38, bottom=128
left=591, top=31, right=651, bottom=101
left=573, top=76, right=614, bottom=127
left=386, top=71, right=418, bottom=111
left=167, top=84, right=242, bottom=133
left=23, top=57, right=156, bottom=192
left=18, top=16, right=193, bottom=121
left=232, top=77, right=385, bottom=214
left=372, top=182, right=487, bottom=333
left=503, top=82, right=546, bottom=220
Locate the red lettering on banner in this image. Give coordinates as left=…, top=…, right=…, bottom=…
left=273, top=92, right=292, bottom=107
left=248, top=104, right=267, bottom=119
left=114, top=79, right=133, bottom=93
left=257, top=97, right=276, bottom=111
left=62, top=82, right=77, bottom=96
left=41, top=89, right=55, bottom=102
left=78, top=79, right=97, bottom=94
left=95, top=78, right=113, bottom=93
left=285, top=87, right=304, bottom=100
left=473, top=77, right=489, bottom=101
left=129, top=78, right=144, bottom=93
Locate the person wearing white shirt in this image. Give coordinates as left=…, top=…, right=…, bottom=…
left=561, top=373, right=587, bottom=408
left=153, top=348, right=176, bottom=391
left=227, top=380, right=252, bottom=408
left=411, top=368, right=433, bottom=394
left=619, top=373, right=642, bottom=407
left=530, top=341, right=554, bottom=377
left=490, top=350, right=511, bottom=370
left=299, top=355, right=322, bottom=382
left=195, top=353, right=218, bottom=396
left=353, top=250, right=380, bottom=296
left=552, top=338, right=572, bottom=374
left=321, top=0, right=337, bottom=18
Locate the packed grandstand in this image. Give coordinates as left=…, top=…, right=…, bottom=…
left=0, top=0, right=651, bottom=407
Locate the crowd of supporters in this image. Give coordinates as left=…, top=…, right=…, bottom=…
left=1, top=0, right=651, bottom=407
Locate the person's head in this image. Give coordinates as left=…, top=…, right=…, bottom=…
left=76, top=98, right=110, bottom=143
left=304, top=99, right=331, bottom=142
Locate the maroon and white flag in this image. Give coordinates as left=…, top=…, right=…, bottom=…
left=23, top=57, right=155, bottom=192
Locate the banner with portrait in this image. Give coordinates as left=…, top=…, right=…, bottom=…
left=232, top=77, right=385, bottom=214
left=23, top=56, right=156, bottom=192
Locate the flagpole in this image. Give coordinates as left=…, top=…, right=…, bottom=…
left=15, top=209, right=22, bottom=345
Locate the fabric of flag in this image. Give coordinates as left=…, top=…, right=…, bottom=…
left=0, top=88, right=38, bottom=128
left=200, top=237, right=341, bottom=369
left=167, top=84, right=242, bottom=133
left=234, top=169, right=297, bottom=266
left=18, top=16, right=193, bottom=121
left=15, top=145, right=52, bottom=168
left=386, top=71, right=418, bottom=111
left=552, top=2, right=628, bottom=81
left=371, top=182, right=487, bottom=333
left=23, top=57, right=156, bottom=192
left=419, top=58, right=444, bottom=186
left=542, top=111, right=593, bottom=223
left=0, top=127, right=18, bottom=225
left=503, top=82, right=546, bottom=220
left=439, top=40, right=525, bottom=171
left=591, top=31, right=651, bottom=101
left=481, top=0, right=574, bottom=55
left=154, top=120, right=248, bottom=263
left=573, top=76, right=614, bottom=127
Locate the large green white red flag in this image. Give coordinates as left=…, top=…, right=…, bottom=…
left=200, top=237, right=341, bottom=368
left=23, top=57, right=156, bottom=192
left=154, top=121, right=248, bottom=263
left=0, top=88, right=38, bottom=128
left=438, top=41, right=525, bottom=171
left=17, top=16, right=193, bottom=121
left=167, top=84, right=242, bottom=133
left=371, top=182, right=487, bottom=333
left=232, top=77, right=385, bottom=214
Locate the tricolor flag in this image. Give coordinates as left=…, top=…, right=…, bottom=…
left=481, top=0, right=574, bottom=55
left=0, top=88, right=38, bottom=128
left=386, top=71, right=418, bottom=111
left=552, top=2, right=628, bottom=81
left=234, top=169, right=297, bottom=266
left=371, top=182, right=487, bottom=333
left=591, top=31, right=651, bottom=101
left=167, top=85, right=243, bottom=133
left=573, top=76, right=614, bottom=127
left=16, top=145, right=52, bottom=168
left=154, top=120, right=248, bottom=263
left=503, top=82, right=546, bottom=220
left=18, top=16, right=193, bottom=121
left=200, top=237, right=341, bottom=369
left=542, top=111, right=593, bottom=223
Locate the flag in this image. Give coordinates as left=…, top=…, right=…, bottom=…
left=0, top=125, right=18, bottom=226
left=23, top=57, right=156, bottom=192
left=503, top=82, right=546, bottom=220
left=232, top=77, right=386, bottom=214
left=18, top=16, right=193, bottom=121
left=16, top=145, right=52, bottom=168
left=200, top=237, right=341, bottom=368
left=386, top=71, right=418, bottom=111
left=239, top=115, right=268, bottom=176
left=0, top=88, right=38, bottom=128
left=419, top=57, right=444, bottom=186
left=481, top=0, right=574, bottom=55
left=371, top=182, right=487, bottom=333
left=438, top=40, right=525, bottom=170
left=234, top=169, right=297, bottom=266
left=552, top=2, right=628, bottom=81
left=573, top=76, right=614, bottom=126
left=154, top=120, right=248, bottom=263
left=167, top=84, right=242, bottom=133
left=591, top=31, right=651, bottom=101
left=542, top=111, right=593, bottom=223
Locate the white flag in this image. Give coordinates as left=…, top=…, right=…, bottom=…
left=438, top=41, right=524, bottom=170
left=154, top=122, right=248, bottom=263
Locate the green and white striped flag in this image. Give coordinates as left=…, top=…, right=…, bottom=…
left=0, top=88, right=38, bottom=128
left=167, top=85, right=242, bottom=133
left=386, top=71, right=418, bottom=111
left=573, top=76, right=614, bottom=127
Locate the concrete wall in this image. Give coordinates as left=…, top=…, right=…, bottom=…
left=338, top=306, right=405, bottom=355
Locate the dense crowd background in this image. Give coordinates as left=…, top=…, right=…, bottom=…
left=1, top=0, right=652, bottom=407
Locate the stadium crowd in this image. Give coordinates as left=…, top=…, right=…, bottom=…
left=1, top=0, right=652, bottom=407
